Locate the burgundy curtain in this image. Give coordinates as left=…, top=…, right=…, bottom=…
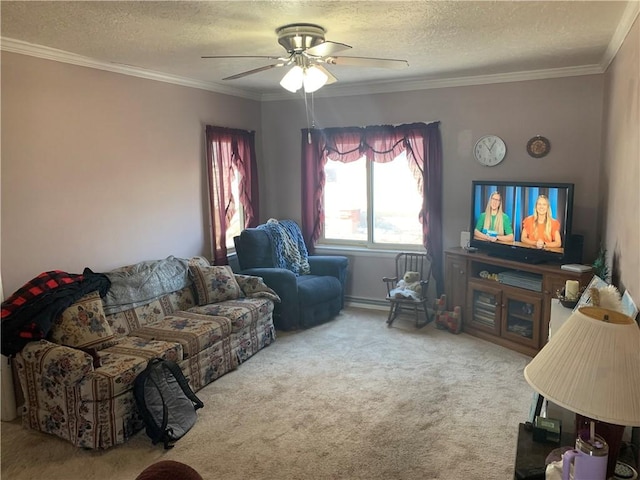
left=205, top=126, right=259, bottom=265
left=301, top=122, right=443, bottom=294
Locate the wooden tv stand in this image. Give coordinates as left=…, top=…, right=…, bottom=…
left=444, top=247, right=593, bottom=356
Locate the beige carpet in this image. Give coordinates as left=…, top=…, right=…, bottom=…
left=1, top=308, right=534, bottom=480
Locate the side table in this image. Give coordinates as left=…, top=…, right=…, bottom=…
left=514, top=421, right=639, bottom=480
left=514, top=422, right=574, bottom=480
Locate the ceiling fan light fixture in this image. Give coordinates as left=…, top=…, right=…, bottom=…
left=302, top=65, right=328, bottom=93
left=279, top=64, right=329, bottom=93
left=205, top=22, right=407, bottom=90
left=280, top=65, right=304, bottom=92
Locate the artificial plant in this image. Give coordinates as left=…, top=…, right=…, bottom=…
left=592, top=245, right=610, bottom=283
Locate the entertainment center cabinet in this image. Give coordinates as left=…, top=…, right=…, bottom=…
left=444, top=247, right=593, bottom=356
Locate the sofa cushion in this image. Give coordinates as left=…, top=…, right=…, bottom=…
left=79, top=337, right=183, bottom=401
left=49, top=291, right=118, bottom=351
left=188, top=256, right=211, bottom=269
left=106, top=288, right=198, bottom=337
left=234, top=275, right=281, bottom=302
left=190, top=265, right=243, bottom=305
left=106, top=295, right=175, bottom=337
left=131, top=312, right=232, bottom=358
left=187, top=298, right=274, bottom=333
left=297, top=275, right=343, bottom=305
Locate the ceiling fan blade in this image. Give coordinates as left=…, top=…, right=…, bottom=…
left=313, top=64, right=338, bottom=85
left=202, top=55, right=284, bottom=60
left=326, top=56, right=409, bottom=69
left=222, top=63, right=284, bottom=80
left=305, top=40, right=352, bottom=57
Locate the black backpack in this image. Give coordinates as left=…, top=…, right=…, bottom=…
left=133, top=358, right=204, bottom=449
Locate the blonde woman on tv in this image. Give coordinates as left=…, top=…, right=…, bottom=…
left=521, top=194, right=562, bottom=249
left=474, top=191, right=514, bottom=243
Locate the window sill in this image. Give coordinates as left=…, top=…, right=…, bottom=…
left=314, top=244, right=424, bottom=256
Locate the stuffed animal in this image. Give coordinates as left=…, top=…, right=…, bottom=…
left=434, top=294, right=462, bottom=334
left=389, top=271, right=422, bottom=300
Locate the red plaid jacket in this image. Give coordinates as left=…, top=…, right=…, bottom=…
left=1, top=269, right=110, bottom=356
left=1, top=270, right=84, bottom=320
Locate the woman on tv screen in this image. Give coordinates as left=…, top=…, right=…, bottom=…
left=521, top=194, right=562, bottom=249
left=474, top=191, right=514, bottom=243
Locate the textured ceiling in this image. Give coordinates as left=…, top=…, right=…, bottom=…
left=1, top=1, right=637, bottom=98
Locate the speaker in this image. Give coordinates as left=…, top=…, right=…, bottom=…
left=564, top=234, right=584, bottom=264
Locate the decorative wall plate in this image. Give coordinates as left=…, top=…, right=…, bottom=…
left=527, top=136, right=551, bottom=158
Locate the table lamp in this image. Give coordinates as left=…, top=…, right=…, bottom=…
left=524, top=306, right=640, bottom=479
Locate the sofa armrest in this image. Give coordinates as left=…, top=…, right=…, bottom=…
left=308, top=256, right=349, bottom=310
left=308, top=256, right=349, bottom=278
left=18, top=340, right=95, bottom=387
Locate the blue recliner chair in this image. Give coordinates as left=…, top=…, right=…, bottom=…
left=233, top=220, right=348, bottom=331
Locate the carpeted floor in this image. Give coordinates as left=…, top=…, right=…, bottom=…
left=0, top=308, right=534, bottom=480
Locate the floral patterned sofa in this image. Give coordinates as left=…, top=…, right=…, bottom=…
left=14, top=256, right=278, bottom=449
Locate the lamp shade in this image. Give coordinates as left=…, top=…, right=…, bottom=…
left=524, top=306, right=640, bottom=426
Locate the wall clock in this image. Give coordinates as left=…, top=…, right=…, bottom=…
left=526, top=135, right=551, bottom=158
left=474, top=135, right=506, bottom=167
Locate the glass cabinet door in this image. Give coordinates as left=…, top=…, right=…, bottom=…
left=467, top=280, right=502, bottom=335
left=501, top=291, right=542, bottom=348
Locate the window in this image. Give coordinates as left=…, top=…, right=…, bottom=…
left=323, top=150, right=423, bottom=247
left=209, top=145, right=244, bottom=251
left=301, top=122, right=443, bottom=295
left=205, top=125, right=257, bottom=265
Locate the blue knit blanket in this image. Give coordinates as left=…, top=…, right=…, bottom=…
left=258, top=219, right=311, bottom=276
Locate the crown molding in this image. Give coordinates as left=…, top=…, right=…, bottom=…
left=0, top=35, right=608, bottom=103
left=260, top=64, right=605, bottom=101
left=0, top=37, right=262, bottom=101
left=600, top=0, right=640, bottom=71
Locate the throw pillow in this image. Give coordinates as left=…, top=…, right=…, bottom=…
left=190, top=265, right=243, bottom=305
left=234, top=274, right=281, bottom=302
left=50, top=291, right=118, bottom=351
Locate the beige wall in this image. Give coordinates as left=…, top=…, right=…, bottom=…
left=601, top=16, right=639, bottom=301
left=1, top=52, right=261, bottom=295
left=2, top=27, right=637, bottom=307
left=261, top=76, right=605, bottom=303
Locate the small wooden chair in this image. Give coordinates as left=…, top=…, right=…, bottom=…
left=383, top=252, right=434, bottom=328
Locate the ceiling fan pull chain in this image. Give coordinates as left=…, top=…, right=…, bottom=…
left=304, top=90, right=312, bottom=144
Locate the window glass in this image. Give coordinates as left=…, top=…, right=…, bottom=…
left=324, top=157, right=367, bottom=241
left=372, top=152, right=422, bottom=245
left=210, top=141, right=244, bottom=250
left=323, top=151, right=422, bottom=247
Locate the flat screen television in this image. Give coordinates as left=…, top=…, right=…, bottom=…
left=468, top=180, right=575, bottom=264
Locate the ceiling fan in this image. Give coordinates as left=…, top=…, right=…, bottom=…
left=202, top=23, right=409, bottom=93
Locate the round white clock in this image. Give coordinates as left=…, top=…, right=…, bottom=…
left=474, top=135, right=506, bottom=166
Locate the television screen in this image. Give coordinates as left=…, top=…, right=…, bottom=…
left=469, top=181, right=574, bottom=263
